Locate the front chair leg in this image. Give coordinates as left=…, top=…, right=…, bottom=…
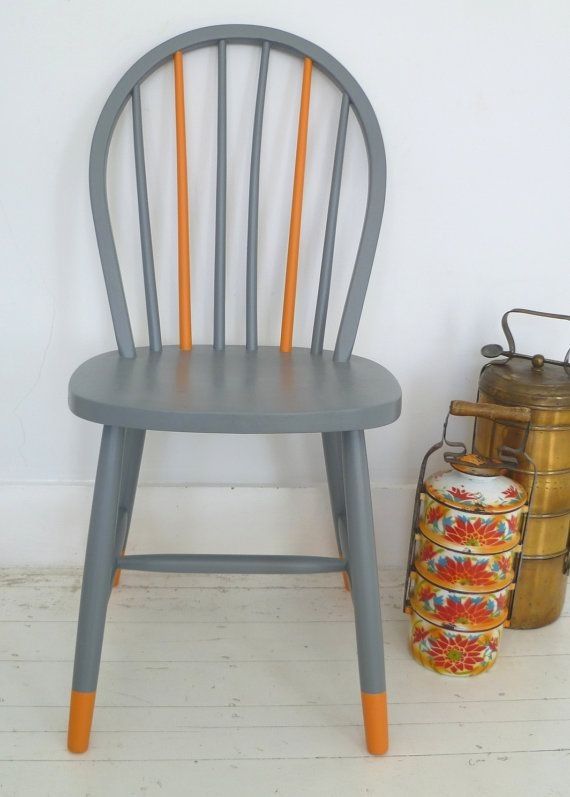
left=68, top=425, right=126, bottom=753
left=342, top=429, right=388, bottom=755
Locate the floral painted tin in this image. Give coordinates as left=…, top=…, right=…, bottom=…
left=424, top=461, right=526, bottom=515
left=410, top=608, right=503, bottom=676
left=420, top=493, right=522, bottom=554
left=404, top=400, right=534, bottom=676
left=415, top=531, right=517, bottom=592
left=409, top=572, right=511, bottom=631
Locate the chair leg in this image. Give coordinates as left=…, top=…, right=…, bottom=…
left=113, top=429, right=146, bottom=587
left=322, top=432, right=350, bottom=591
left=68, top=425, right=126, bottom=753
left=341, top=429, right=388, bottom=755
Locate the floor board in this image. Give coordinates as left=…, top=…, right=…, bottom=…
left=0, top=568, right=568, bottom=796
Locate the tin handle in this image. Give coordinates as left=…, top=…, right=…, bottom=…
left=450, top=400, right=531, bottom=424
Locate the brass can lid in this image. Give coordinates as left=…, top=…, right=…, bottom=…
left=480, top=357, right=570, bottom=410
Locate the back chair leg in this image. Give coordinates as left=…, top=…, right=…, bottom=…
left=68, top=425, right=126, bottom=753
left=113, top=429, right=146, bottom=587
left=341, top=429, right=388, bottom=755
left=322, top=432, right=350, bottom=590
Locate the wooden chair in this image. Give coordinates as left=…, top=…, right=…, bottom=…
left=67, top=24, right=401, bottom=755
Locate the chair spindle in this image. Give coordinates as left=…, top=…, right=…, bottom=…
left=132, top=83, right=162, bottom=353
left=173, top=51, right=192, bottom=351
left=311, top=93, right=349, bottom=355
left=214, top=40, right=227, bottom=351
left=280, top=57, right=313, bottom=353
left=246, top=41, right=271, bottom=351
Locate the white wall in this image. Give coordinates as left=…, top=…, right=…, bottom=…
left=1, top=1, right=569, bottom=565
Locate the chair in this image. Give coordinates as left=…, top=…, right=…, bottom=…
left=67, top=24, right=402, bottom=756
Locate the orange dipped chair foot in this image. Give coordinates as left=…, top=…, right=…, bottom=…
left=68, top=690, right=96, bottom=753
left=361, top=692, right=389, bottom=755
left=342, top=571, right=351, bottom=592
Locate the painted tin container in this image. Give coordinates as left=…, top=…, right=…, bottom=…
left=423, top=464, right=526, bottom=516
left=474, top=309, right=570, bottom=627
left=404, top=400, right=532, bottom=675
left=410, top=609, right=503, bottom=676
left=421, top=493, right=522, bottom=554
left=409, top=572, right=511, bottom=631
left=415, top=531, right=517, bottom=592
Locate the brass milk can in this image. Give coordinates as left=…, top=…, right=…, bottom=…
left=474, top=309, right=570, bottom=628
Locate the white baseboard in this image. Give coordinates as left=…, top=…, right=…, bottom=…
left=1, top=483, right=415, bottom=568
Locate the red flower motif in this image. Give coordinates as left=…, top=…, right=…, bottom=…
left=419, top=542, right=439, bottom=563
left=418, top=585, right=437, bottom=603
left=496, top=592, right=508, bottom=611
left=502, top=485, right=520, bottom=500
left=432, top=597, right=494, bottom=626
left=426, top=504, right=446, bottom=526
left=447, top=486, right=479, bottom=502
left=506, top=513, right=519, bottom=533
left=497, top=555, right=511, bottom=574
left=428, top=633, right=486, bottom=674
left=412, top=625, right=430, bottom=644
left=444, top=516, right=504, bottom=548
left=487, top=636, right=499, bottom=652
left=434, top=556, right=497, bottom=588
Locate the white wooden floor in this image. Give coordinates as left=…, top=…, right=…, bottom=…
left=0, top=568, right=568, bottom=796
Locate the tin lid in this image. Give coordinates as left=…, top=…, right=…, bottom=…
left=480, top=358, right=570, bottom=410
left=424, top=466, right=527, bottom=513
left=449, top=452, right=506, bottom=477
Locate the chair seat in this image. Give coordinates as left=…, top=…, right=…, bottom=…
left=69, top=345, right=401, bottom=434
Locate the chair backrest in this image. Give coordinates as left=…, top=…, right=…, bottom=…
left=90, top=24, right=387, bottom=362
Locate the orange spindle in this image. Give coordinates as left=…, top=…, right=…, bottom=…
left=280, top=57, right=312, bottom=353
left=174, top=51, right=192, bottom=350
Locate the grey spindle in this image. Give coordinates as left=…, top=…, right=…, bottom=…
left=214, top=40, right=227, bottom=350
left=246, top=41, right=270, bottom=351
left=311, top=93, right=349, bottom=355
left=132, top=83, right=162, bottom=352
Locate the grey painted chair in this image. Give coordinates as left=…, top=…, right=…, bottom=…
left=67, top=24, right=401, bottom=755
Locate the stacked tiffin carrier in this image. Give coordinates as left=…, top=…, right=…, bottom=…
left=404, top=399, right=533, bottom=676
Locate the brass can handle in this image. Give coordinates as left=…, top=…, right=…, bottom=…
left=450, top=400, right=531, bottom=424
left=482, top=308, right=570, bottom=374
